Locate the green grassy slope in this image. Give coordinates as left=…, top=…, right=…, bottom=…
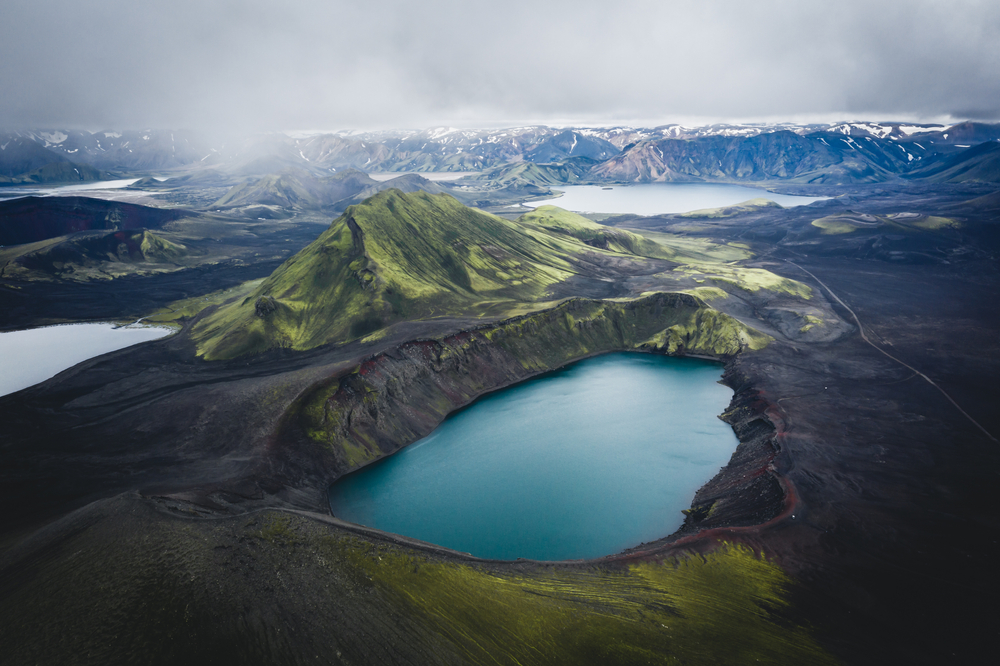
left=517, top=206, right=677, bottom=259
left=193, top=190, right=594, bottom=359
left=192, top=192, right=813, bottom=360
left=297, top=293, right=771, bottom=469
left=0, top=229, right=190, bottom=281
left=678, top=198, right=783, bottom=218
left=0, top=500, right=835, bottom=665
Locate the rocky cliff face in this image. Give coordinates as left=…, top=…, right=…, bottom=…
left=265, top=291, right=785, bottom=546
left=278, top=292, right=768, bottom=477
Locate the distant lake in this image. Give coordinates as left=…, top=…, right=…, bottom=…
left=0, top=323, right=172, bottom=397
left=329, top=353, right=737, bottom=561
left=525, top=183, right=827, bottom=216
left=0, top=179, right=141, bottom=201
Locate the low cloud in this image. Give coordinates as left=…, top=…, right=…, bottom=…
left=1, top=0, right=997, bottom=131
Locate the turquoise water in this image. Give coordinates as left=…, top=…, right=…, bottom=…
left=328, top=353, right=737, bottom=561
left=525, top=183, right=827, bottom=215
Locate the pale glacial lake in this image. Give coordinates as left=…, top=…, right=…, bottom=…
left=525, top=183, right=827, bottom=215
left=0, top=179, right=141, bottom=201
left=0, top=323, right=172, bottom=397
left=328, top=353, right=737, bottom=561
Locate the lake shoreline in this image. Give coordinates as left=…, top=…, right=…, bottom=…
left=0, top=321, right=174, bottom=398
left=327, top=352, right=738, bottom=561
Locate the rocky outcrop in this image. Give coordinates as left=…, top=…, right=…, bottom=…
left=669, top=364, right=785, bottom=538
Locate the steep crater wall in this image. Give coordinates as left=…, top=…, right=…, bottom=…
left=274, top=292, right=784, bottom=548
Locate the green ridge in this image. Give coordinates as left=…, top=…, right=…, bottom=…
left=517, top=205, right=676, bottom=259
left=193, top=192, right=801, bottom=360
left=0, top=229, right=189, bottom=282
left=331, top=536, right=837, bottom=666
left=297, top=293, right=771, bottom=466
left=678, top=198, right=783, bottom=218
left=194, top=190, right=593, bottom=359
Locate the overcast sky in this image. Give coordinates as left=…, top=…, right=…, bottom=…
left=2, top=0, right=998, bottom=132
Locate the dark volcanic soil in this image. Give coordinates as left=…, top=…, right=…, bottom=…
left=1, top=182, right=999, bottom=664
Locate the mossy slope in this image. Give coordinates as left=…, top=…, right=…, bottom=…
left=811, top=212, right=959, bottom=235
left=518, top=205, right=677, bottom=259
left=295, top=293, right=770, bottom=471
left=0, top=229, right=189, bottom=281
left=194, top=190, right=590, bottom=359
left=678, top=198, right=783, bottom=218
left=0, top=499, right=835, bottom=665
left=339, top=537, right=836, bottom=666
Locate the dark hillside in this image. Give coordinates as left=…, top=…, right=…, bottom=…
left=0, top=196, right=185, bottom=246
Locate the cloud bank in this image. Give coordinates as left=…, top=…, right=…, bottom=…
left=2, top=0, right=998, bottom=130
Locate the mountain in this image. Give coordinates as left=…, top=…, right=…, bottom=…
left=473, top=158, right=597, bottom=188
left=0, top=161, right=104, bottom=185
left=330, top=174, right=451, bottom=209
left=4, top=129, right=212, bottom=171
left=906, top=140, right=1000, bottom=183
left=5, top=122, right=998, bottom=187
left=588, top=130, right=925, bottom=184
left=212, top=168, right=378, bottom=211
left=898, top=121, right=1000, bottom=146
left=0, top=136, right=105, bottom=184
left=192, top=190, right=600, bottom=359
left=127, top=169, right=236, bottom=190
left=202, top=133, right=322, bottom=176
left=0, top=196, right=184, bottom=246
left=818, top=122, right=945, bottom=141
left=525, top=130, right=619, bottom=162
left=0, top=229, right=188, bottom=282
left=517, top=206, right=674, bottom=259
left=0, top=136, right=69, bottom=178
left=295, top=134, right=394, bottom=171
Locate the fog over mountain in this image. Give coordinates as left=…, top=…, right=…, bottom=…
left=2, top=0, right=998, bottom=132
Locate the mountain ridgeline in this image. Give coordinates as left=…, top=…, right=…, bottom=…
left=3, top=122, right=1000, bottom=185
left=193, top=190, right=588, bottom=358
left=211, top=168, right=379, bottom=214
left=193, top=189, right=762, bottom=360
left=191, top=186, right=794, bottom=360
left=592, top=130, right=930, bottom=184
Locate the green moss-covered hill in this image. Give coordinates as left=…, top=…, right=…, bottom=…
left=193, top=190, right=605, bottom=359
left=0, top=229, right=189, bottom=281
left=518, top=206, right=677, bottom=258
left=191, top=190, right=812, bottom=360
